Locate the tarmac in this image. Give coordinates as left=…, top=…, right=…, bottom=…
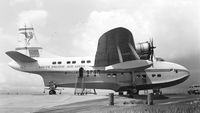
left=35, top=94, right=200, bottom=113
left=0, top=92, right=200, bottom=113
left=0, top=93, right=108, bottom=113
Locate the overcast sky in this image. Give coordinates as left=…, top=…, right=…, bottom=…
left=0, top=0, right=199, bottom=92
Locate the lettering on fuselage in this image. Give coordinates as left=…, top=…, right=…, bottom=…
left=39, top=65, right=86, bottom=69
left=39, top=66, right=51, bottom=69
left=51, top=65, right=65, bottom=68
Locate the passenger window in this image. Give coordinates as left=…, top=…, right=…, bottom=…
left=90, top=70, right=93, bottom=74
left=142, top=74, right=146, bottom=78
left=66, top=61, right=71, bottom=64
left=72, top=61, right=76, bottom=64
left=175, top=70, right=178, bottom=73
left=112, top=74, right=116, bottom=77
left=152, top=74, right=156, bottom=77
left=81, top=60, right=85, bottom=63
left=157, top=74, right=161, bottom=77
left=52, top=61, right=56, bottom=64
left=58, top=61, right=62, bottom=64
left=87, top=60, right=91, bottom=63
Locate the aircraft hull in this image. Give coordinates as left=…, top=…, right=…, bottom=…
left=36, top=69, right=189, bottom=92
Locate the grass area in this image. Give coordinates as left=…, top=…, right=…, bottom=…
left=87, top=103, right=200, bottom=113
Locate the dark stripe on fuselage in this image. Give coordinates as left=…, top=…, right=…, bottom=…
left=57, top=82, right=120, bottom=91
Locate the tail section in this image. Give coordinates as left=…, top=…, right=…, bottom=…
left=16, top=25, right=42, bottom=58
left=6, top=51, right=37, bottom=63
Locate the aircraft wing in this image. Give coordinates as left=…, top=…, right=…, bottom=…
left=105, top=60, right=152, bottom=71
left=6, top=51, right=37, bottom=63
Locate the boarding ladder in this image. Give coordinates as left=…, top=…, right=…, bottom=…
left=74, top=67, right=86, bottom=95
left=74, top=75, right=85, bottom=95
left=74, top=68, right=97, bottom=95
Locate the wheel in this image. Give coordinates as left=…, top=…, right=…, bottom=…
left=49, top=90, right=54, bottom=95
left=119, top=92, right=123, bottom=96
left=127, top=89, right=139, bottom=97
left=49, top=90, right=56, bottom=95
left=53, top=90, right=56, bottom=95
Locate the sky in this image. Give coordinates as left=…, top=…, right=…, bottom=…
left=0, top=0, right=199, bottom=93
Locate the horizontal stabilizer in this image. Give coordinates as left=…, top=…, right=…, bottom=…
left=6, top=51, right=37, bottom=63
left=105, top=60, right=152, bottom=71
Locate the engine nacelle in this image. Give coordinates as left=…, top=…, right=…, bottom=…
left=135, top=41, right=151, bottom=60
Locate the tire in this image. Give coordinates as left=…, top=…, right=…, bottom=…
left=49, top=90, right=53, bottom=95
left=49, top=90, right=56, bottom=95
left=53, top=90, right=56, bottom=95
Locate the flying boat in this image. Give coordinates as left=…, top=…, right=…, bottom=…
left=6, top=26, right=190, bottom=96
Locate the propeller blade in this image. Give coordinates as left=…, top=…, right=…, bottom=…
left=149, top=38, right=156, bottom=62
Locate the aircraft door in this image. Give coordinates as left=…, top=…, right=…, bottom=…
left=132, top=72, right=136, bottom=87
left=117, top=72, right=132, bottom=86
left=79, top=67, right=84, bottom=78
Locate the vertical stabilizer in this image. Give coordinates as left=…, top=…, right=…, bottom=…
left=16, top=25, right=42, bottom=58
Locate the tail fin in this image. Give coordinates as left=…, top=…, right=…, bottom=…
left=16, top=25, right=42, bottom=58
left=6, top=51, right=37, bottom=63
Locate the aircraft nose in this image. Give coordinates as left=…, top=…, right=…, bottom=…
left=182, top=66, right=190, bottom=77
left=174, top=63, right=190, bottom=77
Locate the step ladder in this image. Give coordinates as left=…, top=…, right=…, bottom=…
left=74, top=72, right=97, bottom=95
left=74, top=75, right=85, bottom=95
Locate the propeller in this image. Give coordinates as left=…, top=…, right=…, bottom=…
left=149, top=38, right=156, bottom=62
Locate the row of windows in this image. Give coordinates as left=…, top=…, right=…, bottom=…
left=136, top=74, right=162, bottom=78
left=85, top=73, right=117, bottom=77
left=52, top=60, right=91, bottom=65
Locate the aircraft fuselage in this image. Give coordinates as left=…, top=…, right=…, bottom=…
left=8, top=57, right=190, bottom=92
